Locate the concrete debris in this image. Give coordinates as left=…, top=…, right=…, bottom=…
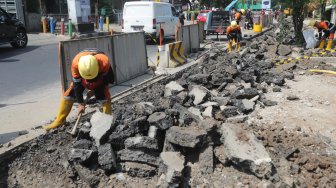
left=173, top=103, right=201, bottom=125
left=238, top=99, right=255, bottom=113
left=165, top=81, right=184, bottom=97
left=221, top=123, right=273, bottom=178
left=134, top=102, right=155, bottom=115
left=187, top=74, right=210, bottom=84
left=98, top=143, right=116, bottom=171
left=124, top=162, right=157, bottom=177
left=148, top=112, right=174, bottom=130
left=287, top=95, right=300, bottom=101
left=69, top=149, right=94, bottom=164
left=90, top=112, right=114, bottom=146
left=188, top=107, right=203, bottom=120
left=226, top=115, right=248, bottom=124
left=198, top=146, right=214, bottom=174
left=158, top=152, right=185, bottom=187
left=165, top=126, right=207, bottom=148
left=118, top=149, right=160, bottom=166
left=277, top=45, right=292, bottom=56
left=124, top=136, right=159, bottom=151
left=189, top=85, right=210, bottom=105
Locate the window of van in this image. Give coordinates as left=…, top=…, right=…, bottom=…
left=155, top=5, right=171, bottom=17
left=124, top=5, right=151, bottom=17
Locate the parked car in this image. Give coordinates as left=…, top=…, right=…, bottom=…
left=0, top=7, right=28, bottom=48
left=122, top=1, right=179, bottom=40
left=197, top=10, right=211, bottom=23
left=204, top=11, right=231, bottom=35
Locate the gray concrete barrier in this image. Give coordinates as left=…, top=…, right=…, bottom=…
left=177, top=24, right=200, bottom=54
left=59, top=32, right=148, bottom=92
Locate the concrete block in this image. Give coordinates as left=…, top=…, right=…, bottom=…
left=166, top=126, right=207, bottom=148
left=231, top=88, right=259, bottom=100
left=165, top=81, right=184, bottom=97
left=109, top=116, right=149, bottom=144
left=238, top=99, right=255, bottom=113
left=134, top=102, right=155, bottom=115
left=220, top=123, right=273, bottom=178
left=124, top=136, right=159, bottom=151
left=187, top=74, right=210, bottom=84
left=124, top=162, right=157, bottom=178
left=90, top=112, right=114, bottom=146
left=189, top=85, right=210, bottom=105
left=74, top=164, right=100, bottom=187
left=188, top=107, right=203, bottom=120
left=159, top=152, right=185, bottom=187
left=73, top=139, right=93, bottom=150
left=69, top=149, right=94, bottom=164
left=98, top=143, right=116, bottom=171
left=118, top=149, right=160, bottom=166
left=199, top=146, right=214, bottom=174
left=173, top=103, right=201, bottom=125
left=148, top=112, right=174, bottom=130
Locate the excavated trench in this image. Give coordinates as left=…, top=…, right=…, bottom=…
left=1, top=17, right=336, bottom=188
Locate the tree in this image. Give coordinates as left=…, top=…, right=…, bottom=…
left=282, top=0, right=314, bottom=43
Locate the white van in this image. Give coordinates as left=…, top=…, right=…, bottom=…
left=122, top=1, right=179, bottom=40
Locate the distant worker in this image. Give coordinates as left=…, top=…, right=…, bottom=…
left=227, top=21, right=242, bottom=52
left=230, top=8, right=236, bottom=20
left=179, top=11, right=185, bottom=26
left=245, top=8, right=253, bottom=30
left=43, top=48, right=114, bottom=131
left=310, top=20, right=336, bottom=50
left=234, top=9, right=245, bottom=25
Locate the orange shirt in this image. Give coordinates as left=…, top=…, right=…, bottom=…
left=234, top=12, right=242, bottom=21
left=226, top=25, right=241, bottom=34
left=317, top=22, right=328, bottom=31
left=71, top=51, right=110, bottom=79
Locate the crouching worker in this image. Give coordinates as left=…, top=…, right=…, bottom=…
left=44, top=48, right=114, bottom=131
left=227, top=21, right=242, bottom=52
left=310, top=20, right=336, bottom=50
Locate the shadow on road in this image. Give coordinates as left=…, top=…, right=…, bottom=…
left=0, top=101, right=37, bottom=109
left=0, top=45, right=40, bottom=62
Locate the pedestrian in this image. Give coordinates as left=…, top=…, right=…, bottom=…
left=179, top=11, right=185, bottom=26
left=234, top=9, right=245, bottom=25
left=44, top=48, right=114, bottom=131
left=310, top=20, right=336, bottom=50
left=227, top=21, right=242, bottom=52
left=230, top=8, right=236, bottom=20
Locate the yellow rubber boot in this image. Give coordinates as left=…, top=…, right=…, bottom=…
left=326, top=40, right=333, bottom=50
left=43, top=98, right=74, bottom=131
left=228, top=42, right=232, bottom=52
left=237, top=43, right=241, bottom=51
left=102, top=100, right=112, bottom=115
left=319, top=40, right=326, bottom=49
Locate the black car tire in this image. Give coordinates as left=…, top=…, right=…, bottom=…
left=10, top=30, right=28, bottom=48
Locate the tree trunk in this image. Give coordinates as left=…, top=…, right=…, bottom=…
left=292, top=0, right=305, bottom=43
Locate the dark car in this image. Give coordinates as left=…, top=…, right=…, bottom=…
left=204, top=11, right=231, bottom=35
left=0, top=7, right=28, bottom=48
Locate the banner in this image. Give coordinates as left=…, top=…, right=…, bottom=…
left=262, top=0, right=271, bottom=9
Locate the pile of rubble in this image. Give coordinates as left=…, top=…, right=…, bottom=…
left=274, top=16, right=296, bottom=45
left=1, top=26, right=336, bottom=188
